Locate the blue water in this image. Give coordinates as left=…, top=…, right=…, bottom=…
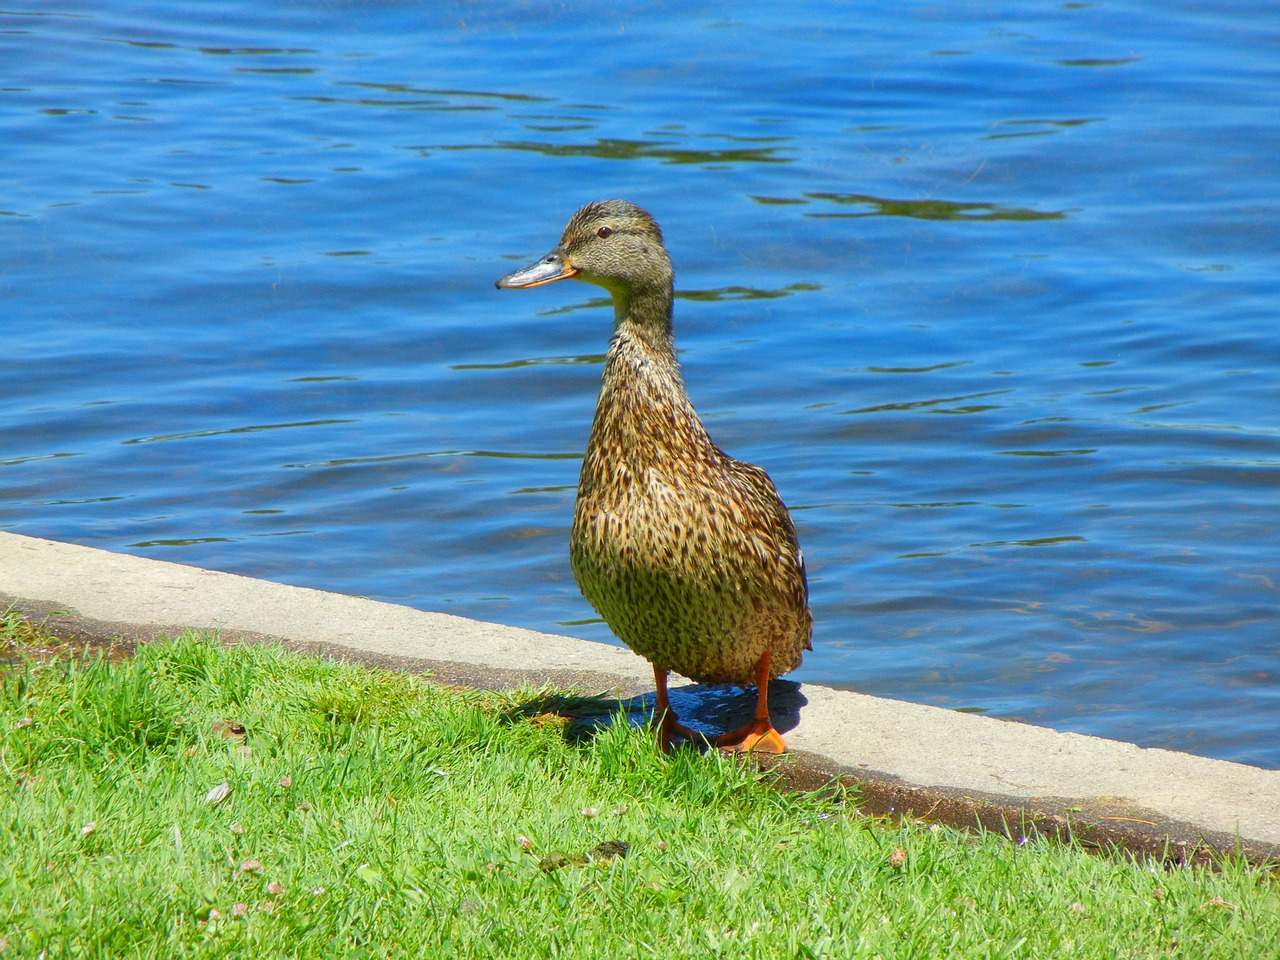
left=3, top=2, right=1278, bottom=767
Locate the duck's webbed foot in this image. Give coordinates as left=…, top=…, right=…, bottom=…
left=655, top=708, right=705, bottom=753
left=713, top=651, right=787, bottom=755
left=714, top=718, right=786, bottom=754
left=651, top=664, right=708, bottom=753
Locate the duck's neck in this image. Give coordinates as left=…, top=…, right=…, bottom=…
left=610, top=283, right=675, bottom=360
left=606, top=283, right=683, bottom=395
left=584, top=283, right=717, bottom=475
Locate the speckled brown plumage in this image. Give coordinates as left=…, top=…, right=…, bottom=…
left=497, top=200, right=812, bottom=751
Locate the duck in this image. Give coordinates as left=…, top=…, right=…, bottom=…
left=496, top=200, right=812, bottom=753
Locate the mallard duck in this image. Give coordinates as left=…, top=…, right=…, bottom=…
left=496, top=200, right=812, bottom=753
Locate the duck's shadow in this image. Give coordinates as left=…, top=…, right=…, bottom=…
left=508, top=680, right=807, bottom=747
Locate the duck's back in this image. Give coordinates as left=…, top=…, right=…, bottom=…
left=569, top=329, right=812, bottom=687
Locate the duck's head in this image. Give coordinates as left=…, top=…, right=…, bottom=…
left=495, top=200, right=673, bottom=314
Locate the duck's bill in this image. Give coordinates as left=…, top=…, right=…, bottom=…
left=495, top=249, right=578, bottom=289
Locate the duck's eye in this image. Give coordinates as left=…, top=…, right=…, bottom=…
left=596, top=226, right=613, bottom=239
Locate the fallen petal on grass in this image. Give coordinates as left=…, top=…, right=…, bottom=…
left=204, top=782, right=232, bottom=806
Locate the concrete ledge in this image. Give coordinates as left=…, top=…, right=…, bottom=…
left=3, top=531, right=1277, bottom=864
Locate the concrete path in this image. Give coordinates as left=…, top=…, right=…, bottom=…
left=3, top=530, right=1276, bottom=863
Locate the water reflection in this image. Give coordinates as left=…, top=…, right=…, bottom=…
left=461, top=137, right=792, bottom=165
left=452, top=355, right=604, bottom=371
left=679, top=283, right=821, bottom=302
left=198, top=46, right=313, bottom=56
left=132, top=536, right=235, bottom=547
left=1, top=453, right=82, bottom=467
left=122, top=420, right=358, bottom=445
left=984, top=117, right=1104, bottom=140
left=842, top=390, right=1012, bottom=416
left=1056, top=57, right=1141, bottom=68
left=998, top=449, right=1097, bottom=457
left=865, top=361, right=972, bottom=374
left=283, top=450, right=581, bottom=470
left=971, top=536, right=1087, bottom=548
left=296, top=82, right=542, bottom=110
left=800, top=193, right=1068, bottom=221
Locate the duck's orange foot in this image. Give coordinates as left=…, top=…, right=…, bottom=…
left=654, top=710, right=707, bottom=754
left=714, top=719, right=787, bottom=755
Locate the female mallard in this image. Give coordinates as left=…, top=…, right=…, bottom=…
left=496, top=200, right=812, bottom=753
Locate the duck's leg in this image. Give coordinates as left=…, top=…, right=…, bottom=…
left=652, top=665, right=702, bottom=752
left=714, top=651, right=786, bottom=754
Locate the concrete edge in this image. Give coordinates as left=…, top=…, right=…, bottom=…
left=2, top=531, right=1278, bottom=866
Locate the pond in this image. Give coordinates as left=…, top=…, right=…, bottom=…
left=2, top=1, right=1277, bottom=767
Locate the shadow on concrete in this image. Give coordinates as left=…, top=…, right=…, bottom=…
left=669, top=678, right=808, bottom=739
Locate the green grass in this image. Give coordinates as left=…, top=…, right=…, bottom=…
left=1, top=610, right=1277, bottom=958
